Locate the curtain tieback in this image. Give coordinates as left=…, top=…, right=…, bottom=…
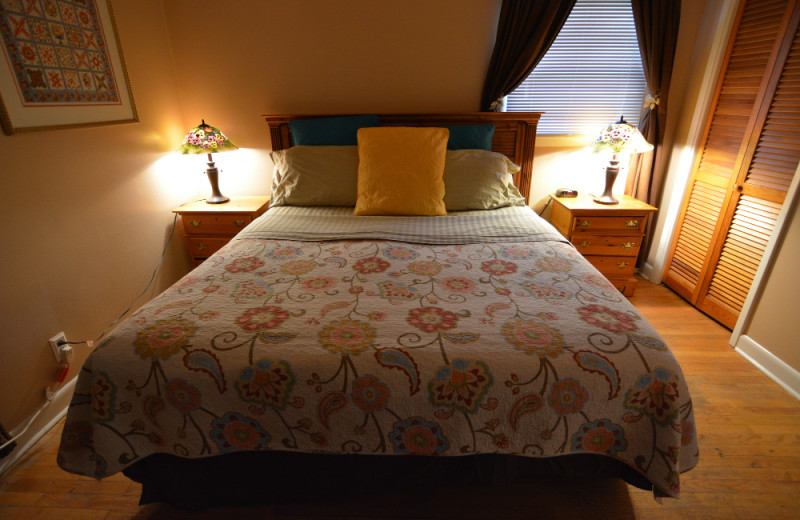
left=488, top=98, right=504, bottom=112
left=644, top=92, right=660, bottom=111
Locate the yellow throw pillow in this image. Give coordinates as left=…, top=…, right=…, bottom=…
left=354, top=127, right=449, bottom=216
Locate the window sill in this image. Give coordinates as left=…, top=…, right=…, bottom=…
left=535, top=134, right=594, bottom=148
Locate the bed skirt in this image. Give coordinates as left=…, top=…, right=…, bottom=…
left=123, top=452, right=653, bottom=511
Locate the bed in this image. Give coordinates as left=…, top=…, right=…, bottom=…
left=57, top=113, right=698, bottom=510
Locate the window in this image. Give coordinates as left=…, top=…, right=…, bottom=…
left=505, top=0, right=646, bottom=135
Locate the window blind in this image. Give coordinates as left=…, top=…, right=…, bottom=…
left=505, top=0, right=647, bottom=135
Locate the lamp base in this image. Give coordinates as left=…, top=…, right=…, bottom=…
left=593, top=193, right=619, bottom=205
left=594, top=157, right=621, bottom=205
left=205, top=194, right=230, bottom=204
left=205, top=157, right=229, bottom=204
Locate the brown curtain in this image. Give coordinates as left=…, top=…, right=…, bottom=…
left=626, top=0, right=681, bottom=261
left=481, top=0, right=577, bottom=111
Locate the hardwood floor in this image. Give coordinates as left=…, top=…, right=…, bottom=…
left=2, top=278, right=799, bottom=519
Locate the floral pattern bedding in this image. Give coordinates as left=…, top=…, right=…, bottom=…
left=57, top=207, right=698, bottom=498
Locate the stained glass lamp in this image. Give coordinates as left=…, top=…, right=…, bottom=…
left=178, top=120, right=238, bottom=204
left=592, top=116, right=653, bottom=205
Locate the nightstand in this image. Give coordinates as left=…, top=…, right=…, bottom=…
left=548, top=194, right=657, bottom=296
left=173, top=196, right=270, bottom=266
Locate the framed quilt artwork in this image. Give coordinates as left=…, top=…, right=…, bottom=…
left=0, top=0, right=137, bottom=135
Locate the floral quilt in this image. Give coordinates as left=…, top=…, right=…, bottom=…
left=57, top=207, right=699, bottom=498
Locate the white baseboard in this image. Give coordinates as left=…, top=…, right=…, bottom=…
left=638, top=261, right=655, bottom=283
left=0, top=378, right=76, bottom=476
left=734, top=335, right=800, bottom=401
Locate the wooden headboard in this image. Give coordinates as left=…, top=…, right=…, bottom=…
left=262, top=113, right=542, bottom=205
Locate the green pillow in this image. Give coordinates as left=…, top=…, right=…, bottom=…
left=269, top=147, right=524, bottom=211
left=289, top=115, right=379, bottom=146
left=442, top=149, right=525, bottom=210
left=270, top=146, right=359, bottom=206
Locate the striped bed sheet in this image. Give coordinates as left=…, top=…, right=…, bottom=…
left=237, top=205, right=568, bottom=244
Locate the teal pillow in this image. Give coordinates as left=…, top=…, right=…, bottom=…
left=289, top=115, right=380, bottom=146
left=446, top=124, right=495, bottom=150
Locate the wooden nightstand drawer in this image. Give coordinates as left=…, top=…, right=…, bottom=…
left=571, top=235, right=641, bottom=256
left=181, top=213, right=252, bottom=236
left=585, top=255, right=636, bottom=276
left=548, top=194, right=657, bottom=297
left=187, top=237, right=230, bottom=257
left=571, top=215, right=647, bottom=234
left=173, top=196, right=270, bottom=267
left=608, top=276, right=637, bottom=297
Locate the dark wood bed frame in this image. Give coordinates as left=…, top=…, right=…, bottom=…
left=262, top=113, right=542, bottom=205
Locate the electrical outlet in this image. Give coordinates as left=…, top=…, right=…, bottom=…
left=49, top=332, right=67, bottom=362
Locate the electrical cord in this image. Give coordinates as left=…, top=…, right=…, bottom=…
left=2, top=206, right=195, bottom=456
left=61, top=212, right=180, bottom=348
left=538, top=197, right=553, bottom=216
left=0, top=406, right=48, bottom=453
left=62, top=198, right=204, bottom=348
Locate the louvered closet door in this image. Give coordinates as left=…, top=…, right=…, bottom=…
left=663, top=0, right=800, bottom=329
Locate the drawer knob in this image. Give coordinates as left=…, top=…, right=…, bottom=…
left=233, top=219, right=246, bottom=228
left=579, top=220, right=592, bottom=227
left=579, top=241, right=591, bottom=248
left=196, top=242, right=208, bottom=250
left=624, top=220, right=639, bottom=228
left=622, top=242, right=636, bottom=249
left=617, top=262, right=630, bottom=269
left=190, top=219, right=202, bottom=228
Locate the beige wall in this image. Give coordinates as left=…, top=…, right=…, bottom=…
left=160, top=0, right=503, bottom=197
left=743, top=198, right=800, bottom=372
left=0, top=0, right=194, bottom=450
left=160, top=0, right=718, bottom=228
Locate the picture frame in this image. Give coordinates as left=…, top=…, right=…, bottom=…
left=0, top=0, right=137, bottom=136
